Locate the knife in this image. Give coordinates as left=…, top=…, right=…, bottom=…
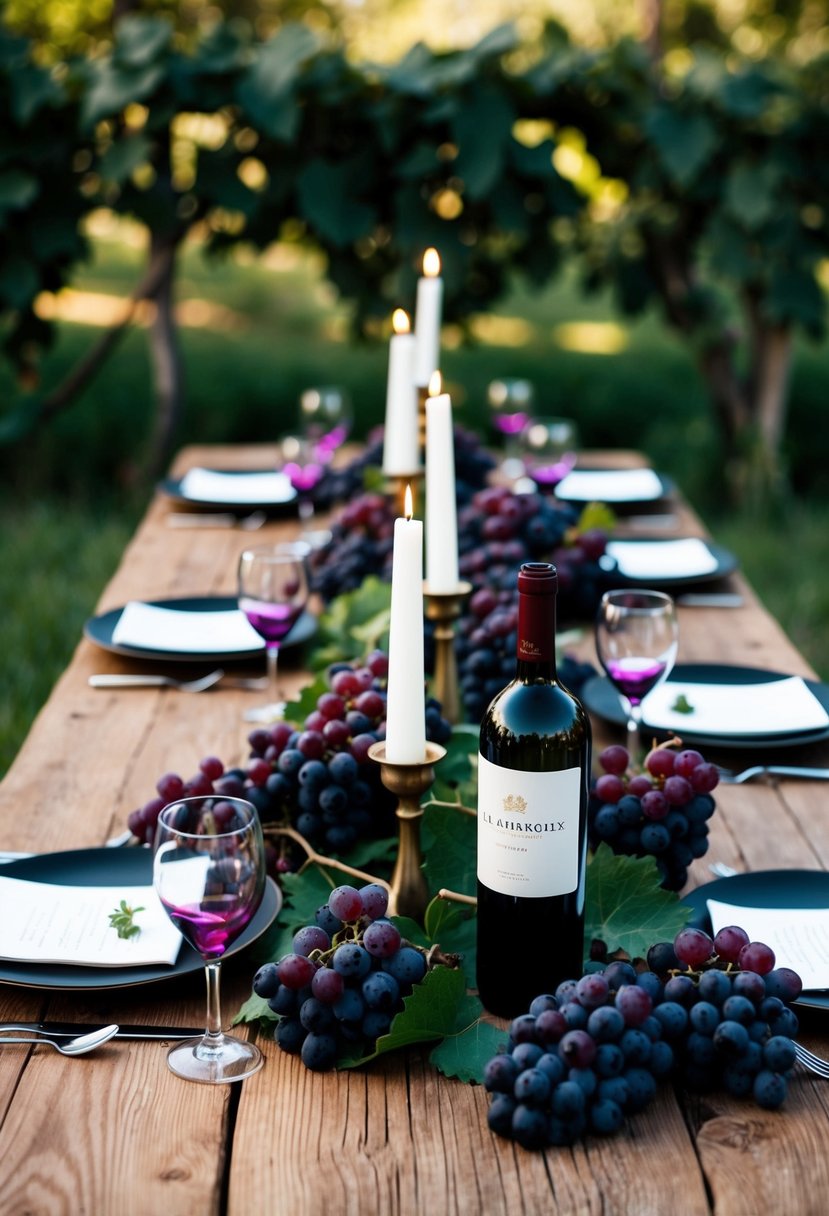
left=0, top=1022, right=206, bottom=1040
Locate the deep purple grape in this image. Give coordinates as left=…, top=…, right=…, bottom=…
left=713, top=924, right=749, bottom=963
left=328, top=885, right=364, bottom=922
left=674, top=927, right=715, bottom=968
left=738, top=941, right=776, bottom=976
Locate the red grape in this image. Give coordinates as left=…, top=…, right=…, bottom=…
left=156, top=772, right=184, bottom=801
left=713, top=924, right=749, bottom=962
left=331, top=670, right=361, bottom=698
left=199, top=756, right=224, bottom=781
left=323, top=719, right=351, bottom=747
left=599, top=745, right=629, bottom=775
left=355, top=690, right=385, bottom=719
left=690, top=763, right=719, bottom=793
left=317, top=693, right=347, bottom=721
left=674, top=927, right=714, bottom=967
left=328, top=885, right=364, bottom=921
left=641, top=789, right=669, bottom=820
left=247, top=758, right=271, bottom=787
left=738, top=941, right=776, bottom=975
left=628, top=775, right=653, bottom=797
left=663, top=775, right=693, bottom=806
left=646, top=749, right=676, bottom=778
left=595, top=774, right=625, bottom=803
left=297, top=730, right=326, bottom=759
left=673, top=749, right=703, bottom=778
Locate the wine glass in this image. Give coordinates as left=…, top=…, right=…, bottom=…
left=595, top=590, right=679, bottom=761
left=519, top=416, right=579, bottom=489
left=238, top=542, right=310, bottom=723
left=487, top=378, right=534, bottom=478
left=298, top=385, right=352, bottom=463
left=153, top=796, right=266, bottom=1084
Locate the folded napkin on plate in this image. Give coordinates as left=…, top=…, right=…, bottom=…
left=708, top=898, right=829, bottom=991
left=642, top=675, right=829, bottom=737
left=604, top=537, right=719, bottom=580
left=0, top=877, right=182, bottom=968
left=554, top=468, right=664, bottom=503
left=179, top=467, right=294, bottom=504
left=112, top=601, right=263, bottom=653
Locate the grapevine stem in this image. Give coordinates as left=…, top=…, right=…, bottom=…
left=264, top=826, right=393, bottom=894
left=422, top=798, right=477, bottom=818
left=438, top=888, right=478, bottom=907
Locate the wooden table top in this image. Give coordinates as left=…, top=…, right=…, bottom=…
left=1, top=444, right=828, bottom=1216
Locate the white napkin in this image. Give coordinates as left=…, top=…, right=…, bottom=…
left=179, top=468, right=295, bottom=505
left=708, top=898, right=829, bottom=991
left=113, top=601, right=264, bottom=654
left=605, top=538, right=719, bottom=580
left=0, top=878, right=182, bottom=968
left=642, top=675, right=829, bottom=737
left=554, top=468, right=664, bottom=503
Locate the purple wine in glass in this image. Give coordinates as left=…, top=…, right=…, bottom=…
left=153, top=796, right=266, bottom=1084
left=596, top=590, right=678, bottom=760
left=238, top=543, right=309, bottom=723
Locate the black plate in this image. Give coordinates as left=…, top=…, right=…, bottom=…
left=160, top=468, right=298, bottom=512
left=554, top=468, right=674, bottom=507
left=581, top=662, right=829, bottom=750
left=84, top=596, right=316, bottom=663
left=600, top=538, right=739, bottom=589
left=0, top=848, right=281, bottom=991
left=684, top=870, right=829, bottom=1010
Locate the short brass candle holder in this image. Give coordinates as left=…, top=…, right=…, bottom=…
left=387, top=470, right=424, bottom=518
left=424, top=580, right=472, bottom=725
left=368, top=740, right=446, bottom=920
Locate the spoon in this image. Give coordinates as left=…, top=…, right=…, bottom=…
left=0, top=1024, right=120, bottom=1055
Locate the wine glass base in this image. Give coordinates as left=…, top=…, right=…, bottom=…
left=243, top=701, right=286, bottom=724
left=166, top=1034, right=264, bottom=1084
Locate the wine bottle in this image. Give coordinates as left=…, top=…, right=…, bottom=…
left=476, top=562, right=591, bottom=1017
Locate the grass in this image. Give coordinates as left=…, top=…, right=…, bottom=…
left=0, top=228, right=827, bottom=776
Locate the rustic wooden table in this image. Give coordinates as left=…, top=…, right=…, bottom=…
left=1, top=444, right=828, bottom=1216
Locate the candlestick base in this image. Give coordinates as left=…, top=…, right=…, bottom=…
left=424, top=581, right=473, bottom=725
left=417, top=384, right=430, bottom=452
left=368, top=740, right=446, bottom=920
left=385, top=470, right=424, bottom=518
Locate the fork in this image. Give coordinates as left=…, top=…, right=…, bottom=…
left=716, top=765, right=829, bottom=784
left=88, top=670, right=267, bottom=693
left=793, top=1042, right=829, bottom=1078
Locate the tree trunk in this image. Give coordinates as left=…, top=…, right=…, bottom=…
left=144, top=230, right=184, bottom=478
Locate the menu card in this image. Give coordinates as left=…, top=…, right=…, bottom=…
left=554, top=468, right=664, bottom=503
left=179, top=468, right=294, bottom=505
left=0, top=877, right=182, bottom=968
left=604, top=538, right=719, bottom=581
left=641, top=675, right=829, bottom=737
left=112, top=602, right=263, bottom=653
left=708, top=898, right=829, bottom=991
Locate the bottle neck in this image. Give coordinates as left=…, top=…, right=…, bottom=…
left=516, top=587, right=557, bottom=682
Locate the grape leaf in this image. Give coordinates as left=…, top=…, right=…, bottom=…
left=431, top=725, right=478, bottom=802
left=391, top=915, right=431, bottom=949
left=429, top=994, right=507, bottom=1084
left=343, top=835, right=398, bottom=869
left=424, top=896, right=477, bottom=986
left=283, top=672, right=328, bottom=724
left=421, top=801, right=477, bottom=899
left=233, top=991, right=278, bottom=1026
left=308, top=576, right=392, bottom=668
left=585, top=844, right=690, bottom=958
left=339, top=965, right=466, bottom=1068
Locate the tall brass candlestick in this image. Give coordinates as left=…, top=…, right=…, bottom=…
left=368, top=740, right=446, bottom=920
left=417, top=384, right=429, bottom=452
left=424, top=581, right=472, bottom=726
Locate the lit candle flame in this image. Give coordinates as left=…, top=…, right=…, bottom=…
left=423, top=248, right=441, bottom=278
left=392, top=308, right=410, bottom=335
left=404, top=483, right=413, bottom=521
left=428, top=371, right=442, bottom=398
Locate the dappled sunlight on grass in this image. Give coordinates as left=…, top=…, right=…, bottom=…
left=35, top=289, right=250, bottom=332
left=468, top=314, right=536, bottom=346
left=553, top=321, right=629, bottom=354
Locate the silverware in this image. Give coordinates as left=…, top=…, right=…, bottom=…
left=0, top=1022, right=205, bottom=1041
left=793, top=1041, right=829, bottom=1078
left=88, top=670, right=268, bottom=693
left=717, top=765, right=829, bottom=785
left=676, top=594, right=745, bottom=608
left=708, top=861, right=739, bottom=878
left=166, top=511, right=267, bottom=531
left=0, top=1024, right=119, bottom=1055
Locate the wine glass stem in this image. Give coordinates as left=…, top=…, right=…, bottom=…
left=625, top=701, right=643, bottom=763
left=204, top=960, right=223, bottom=1040
left=266, top=643, right=280, bottom=706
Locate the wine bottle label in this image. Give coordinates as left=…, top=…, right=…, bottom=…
left=477, top=755, right=581, bottom=897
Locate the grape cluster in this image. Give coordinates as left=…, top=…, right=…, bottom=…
left=309, top=492, right=396, bottom=600
left=127, top=650, right=451, bottom=863
left=645, top=925, right=802, bottom=1106
left=252, top=882, right=434, bottom=1071
left=485, top=927, right=803, bottom=1150
left=588, top=744, right=719, bottom=890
